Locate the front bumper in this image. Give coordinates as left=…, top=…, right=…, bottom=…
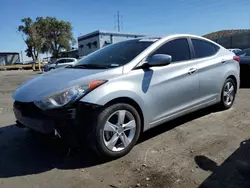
left=14, top=108, right=55, bottom=134
left=13, top=101, right=77, bottom=134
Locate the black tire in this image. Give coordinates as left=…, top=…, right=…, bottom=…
left=88, top=103, right=141, bottom=159
left=218, top=78, right=236, bottom=110
left=49, top=67, right=55, bottom=71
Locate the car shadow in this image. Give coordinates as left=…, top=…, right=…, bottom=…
left=139, top=106, right=218, bottom=143
left=0, top=106, right=218, bottom=178
left=0, top=125, right=104, bottom=178
left=240, top=70, right=250, bottom=88
left=240, top=81, right=250, bottom=88
left=195, top=139, right=250, bottom=188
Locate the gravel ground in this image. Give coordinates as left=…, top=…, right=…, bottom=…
left=0, top=70, right=250, bottom=188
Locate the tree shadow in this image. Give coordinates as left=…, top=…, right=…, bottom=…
left=195, top=139, right=250, bottom=188
left=141, top=69, right=153, bottom=93
left=0, top=105, right=218, bottom=178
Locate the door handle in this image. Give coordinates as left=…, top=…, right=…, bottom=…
left=221, top=59, right=226, bottom=63
left=188, top=68, right=197, bottom=75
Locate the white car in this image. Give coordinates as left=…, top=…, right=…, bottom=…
left=43, top=58, right=78, bottom=72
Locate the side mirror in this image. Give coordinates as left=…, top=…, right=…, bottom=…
left=147, top=54, right=172, bottom=67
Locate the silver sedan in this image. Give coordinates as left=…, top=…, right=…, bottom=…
left=13, top=34, right=240, bottom=158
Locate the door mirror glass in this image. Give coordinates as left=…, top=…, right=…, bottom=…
left=147, top=54, right=172, bottom=67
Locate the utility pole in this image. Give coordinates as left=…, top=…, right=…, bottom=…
left=20, top=51, right=24, bottom=63
left=114, top=11, right=122, bottom=32
left=117, top=11, right=120, bottom=32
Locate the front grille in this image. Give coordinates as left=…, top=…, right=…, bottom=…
left=14, top=101, right=42, bottom=117
left=44, top=108, right=76, bottom=119
left=14, top=101, right=76, bottom=120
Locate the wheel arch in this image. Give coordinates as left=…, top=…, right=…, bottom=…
left=227, top=75, right=238, bottom=93
left=104, top=97, right=145, bottom=133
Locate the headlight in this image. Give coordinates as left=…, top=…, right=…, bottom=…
left=34, top=80, right=106, bottom=110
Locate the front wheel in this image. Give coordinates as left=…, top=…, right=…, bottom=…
left=49, top=67, right=55, bottom=71
left=218, top=78, right=236, bottom=110
left=88, top=103, right=141, bottom=159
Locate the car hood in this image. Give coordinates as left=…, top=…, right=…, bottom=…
left=13, top=67, right=123, bottom=102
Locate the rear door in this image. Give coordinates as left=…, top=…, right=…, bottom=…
left=55, top=59, right=66, bottom=68
left=56, top=59, right=75, bottom=68
left=63, top=59, right=76, bottom=67
left=190, top=38, right=223, bottom=104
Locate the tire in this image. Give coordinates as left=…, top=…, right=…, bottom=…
left=49, top=67, right=55, bottom=71
left=88, top=103, right=141, bottom=159
left=218, top=78, right=236, bottom=110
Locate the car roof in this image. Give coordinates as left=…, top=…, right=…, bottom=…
left=58, top=57, right=76, bottom=60
left=228, top=48, right=241, bottom=50
left=138, top=34, right=214, bottom=41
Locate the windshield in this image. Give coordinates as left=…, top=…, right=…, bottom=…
left=74, top=39, right=155, bottom=68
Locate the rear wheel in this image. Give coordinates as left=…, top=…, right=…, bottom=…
left=218, top=78, right=236, bottom=110
left=88, top=103, right=141, bottom=159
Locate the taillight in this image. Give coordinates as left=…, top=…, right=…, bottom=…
left=233, top=56, right=240, bottom=63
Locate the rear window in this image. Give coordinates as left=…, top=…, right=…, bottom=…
left=192, top=39, right=219, bottom=58
left=65, top=59, right=75, bottom=62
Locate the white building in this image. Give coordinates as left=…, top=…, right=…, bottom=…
left=78, top=30, right=145, bottom=57
left=0, top=52, right=20, bottom=66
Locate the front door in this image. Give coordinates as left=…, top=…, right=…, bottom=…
left=143, top=38, right=199, bottom=126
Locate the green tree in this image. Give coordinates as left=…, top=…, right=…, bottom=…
left=36, top=17, right=75, bottom=58
left=18, top=17, right=75, bottom=60
left=18, top=17, right=42, bottom=61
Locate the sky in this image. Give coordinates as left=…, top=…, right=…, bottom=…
left=0, top=0, right=249, bottom=61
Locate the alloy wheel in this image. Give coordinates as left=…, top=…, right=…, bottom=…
left=223, top=81, right=235, bottom=106
left=103, top=110, right=136, bottom=152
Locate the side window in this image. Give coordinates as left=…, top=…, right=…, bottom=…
left=192, top=39, right=219, bottom=58
left=57, top=59, right=66, bottom=64
left=245, top=49, right=250, bottom=56
left=152, top=38, right=191, bottom=62
left=65, top=59, right=75, bottom=63
left=92, top=41, right=97, bottom=48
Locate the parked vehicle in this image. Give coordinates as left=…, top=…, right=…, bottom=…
left=235, top=48, right=250, bottom=85
left=13, top=34, right=240, bottom=158
left=236, top=48, right=250, bottom=58
left=43, top=58, right=78, bottom=72
left=228, top=48, right=242, bottom=54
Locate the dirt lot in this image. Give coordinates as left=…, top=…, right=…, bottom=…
left=0, top=70, right=250, bottom=188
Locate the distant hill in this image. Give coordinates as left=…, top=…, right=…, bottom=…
left=203, top=29, right=250, bottom=39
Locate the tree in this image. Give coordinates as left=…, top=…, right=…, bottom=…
left=18, top=17, right=43, bottom=61
left=36, top=17, right=76, bottom=58
left=18, top=17, right=75, bottom=60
